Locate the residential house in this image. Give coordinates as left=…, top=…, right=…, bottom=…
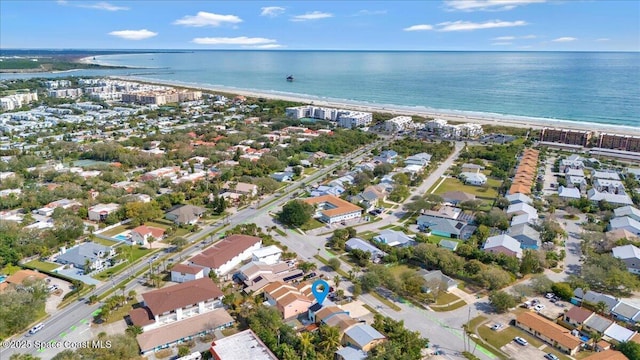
left=342, top=324, right=386, bottom=352
left=612, top=244, right=640, bottom=275
left=611, top=301, right=640, bottom=324
left=587, top=189, right=633, bottom=206
left=459, top=172, right=487, bottom=186
left=510, top=212, right=538, bottom=227
left=165, top=204, right=206, bottom=225
left=373, top=229, right=414, bottom=247
left=251, top=245, right=282, bottom=265
left=507, top=223, right=542, bottom=249
left=582, top=350, right=628, bottom=360
left=559, top=186, right=581, bottom=199
left=563, top=306, right=594, bottom=328
left=310, top=185, right=345, bottom=197
left=592, top=171, right=620, bottom=180
left=593, top=179, right=625, bottom=193
left=345, top=238, right=387, bottom=261
left=483, top=234, right=523, bottom=258
left=515, top=312, right=583, bottom=355
left=583, top=314, right=614, bottom=335
left=614, top=206, right=640, bottom=222
left=222, top=181, right=257, bottom=197
left=314, top=306, right=356, bottom=332
left=351, top=185, right=386, bottom=211
left=438, top=239, right=459, bottom=251
left=603, top=323, right=636, bottom=344
left=417, top=215, right=470, bottom=239
left=419, top=269, right=458, bottom=292
left=271, top=171, right=294, bottom=182
left=560, top=155, right=584, bottom=172
left=88, top=203, right=120, bottom=222
left=580, top=290, right=619, bottom=314
left=506, top=202, right=538, bottom=217
left=609, top=217, right=640, bottom=236
left=335, top=346, right=367, bottom=360
left=1, top=270, right=48, bottom=292
left=128, top=277, right=225, bottom=331
left=263, top=282, right=313, bottom=319
left=606, top=228, right=639, bottom=242
left=135, top=308, right=233, bottom=356
left=303, top=195, right=363, bottom=224
left=237, top=262, right=303, bottom=294
left=189, top=234, right=262, bottom=276
left=441, top=191, right=476, bottom=205
left=422, top=205, right=462, bottom=221
left=130, top=225, right=165, bottom=248
left=374, top=150, right=398, bottom=164
left=461, top=163, right=484, bottom=173
left=505, top=193, right=533, bottom=205
left=170, top=264, right=205, bottom=283
left=209, top=329, right=279, bottom=360
left=56, top=242, right=115, bottom=271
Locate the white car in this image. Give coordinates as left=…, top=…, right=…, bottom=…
left=545, top=293, right=555, bottom=299
left=514, top=337, right=528, bottom=346
left=534, top=304, right=546, bottom=312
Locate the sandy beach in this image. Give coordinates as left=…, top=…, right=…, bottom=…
left=108, top=75, right=640, bottom=137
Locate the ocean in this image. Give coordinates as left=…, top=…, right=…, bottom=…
left=3, top=51, right=639, bottom=128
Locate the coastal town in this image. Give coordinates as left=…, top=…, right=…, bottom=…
left=0, top=76, right=639, bottom=360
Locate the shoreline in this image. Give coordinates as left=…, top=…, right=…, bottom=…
left=109, top=75, right=640, bottom=136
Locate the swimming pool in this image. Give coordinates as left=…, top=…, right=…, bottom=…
left=0, top=275, right=6, bottom=283
left=114, top=234, right=129, bottom=241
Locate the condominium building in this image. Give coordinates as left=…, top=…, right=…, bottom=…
left=540, top=128, right=593, bottom=147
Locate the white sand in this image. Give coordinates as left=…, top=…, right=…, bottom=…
left=108, top=75, right=640, bottom=136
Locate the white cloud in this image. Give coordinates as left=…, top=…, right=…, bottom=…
left=291, top=11, right=333, bottom=22
left=522, top=34, right=537, bottom=39
left=260, top=6, right=285, bottom=17
left=445, top=0, right=545, bottom=12
left=252, top=44, right=285, bottom=49
left=354, top=9, right=387, bottom=16
left=596, top=38, right=610, bottom=42
left=174, top=11, right=242, bottom=27
left=491, top=42, right=513, bottom=45
left=493, top=36, right=515, bottom=40
left=437, top=20, right=527, bottom=31
left=57, top=0, right=128, bottom=11
left=552, top=37, right=577, bottom=42
left=191, top=36, right=277, bottom=45
left=108, top=29, right=157, bottom=40
left=403, top=24, right=434, bottom=31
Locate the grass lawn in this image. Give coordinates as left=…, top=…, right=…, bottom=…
left=94, top=246, right=152, bottom=281
left=434, top=178, right=499, bottom=200
left=431, top=299, right=467, bottom=312
left=300, top=218, right=325, bottom=232
left=357, top=231, right=376, bottom=241
left=99, top=225, right=130, bottom=237
left=427, top=234, right=457, bottom=245
left=274, top=228, right=287, bottom=237
left=388, top=264, right=418, bottom=280
left=145, top=221, right=170, bottom=230
left=25, top=259, right=60, bottom=272
left=379, top=224, right=395, bottom=230
left=103, top=303, right=134, bottom=324
left=92, top=238, right=119, bottom=247
left=370, top=291, right=401, bottom=311
left=469, top=316, right=489, bottom=330
left=435, top=292, right=461, bottom=305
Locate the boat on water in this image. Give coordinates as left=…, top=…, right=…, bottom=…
left=286, top=75, right=294, bottom=82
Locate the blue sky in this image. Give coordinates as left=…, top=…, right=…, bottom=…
left=1, top=0, right=639, bottom=51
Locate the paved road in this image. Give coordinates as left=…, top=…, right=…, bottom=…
left=555, top=209, right=585, bottom=277
left=0, top=140, right=381, bottom=360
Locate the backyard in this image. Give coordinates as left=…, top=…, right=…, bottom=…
left=25, top=259, right=60, bottom=272
left=433, top=177, right=501, bottom=200
left=94, top=246, right=154, bottom=281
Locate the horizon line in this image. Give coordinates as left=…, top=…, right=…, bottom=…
left=1, top=48, right=639, bottom=53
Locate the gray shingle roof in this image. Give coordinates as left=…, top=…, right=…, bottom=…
left=584, top=314, right=613, bottom=333
left=611, top=301, right=640, bottom=320
left=417, top=215, right=466, bottom=236
left=343, top=324, right=385, bottom=348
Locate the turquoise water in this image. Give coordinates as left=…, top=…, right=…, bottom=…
left=113, top=234, right=129, bottom=241
left=0, top=275, right=6, bottom=283
left=2, top=51, right=639, bottom=127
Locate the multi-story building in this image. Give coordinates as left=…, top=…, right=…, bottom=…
left=189, top=234, right=262, bottom=276
left=384, top=116, right=413, bottom=132
left=540, top=128, right=593, bottom=147
left=303, top=195, right=363, bottom=224
left=88, top=203, right=120, bottom=222
left=0, top=92, right=39, bottom=110
left=598, top=133, right=640, bottom=152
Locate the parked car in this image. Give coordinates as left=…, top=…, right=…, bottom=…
left=545, top=293, right=555, bottom=299
left=514, top=337, right=529, bottom=346
left=534, top=304, right=546, bottom=312
left=545, top=354, right=560, bottom=360
left=491, top=323, right=504, bottom=331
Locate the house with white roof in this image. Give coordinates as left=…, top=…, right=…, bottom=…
left=482, top=234, right=523, bottom=258
left=609, top=216, right=640, bottom=236
left=558, top=186, right=581, bottom=199
left=251, top=245, right=282, bottom=265
left=459, top=172, right=487, bottom=186
left=88, top=203, right=120, bottom=222
left=345, top=238, right=387, bottom=260
left=611, top=244, right=640, bottom=274
left=560, top=155, right=584, bottom=172
left=614, top=206, right=640, bottom=222
left=373, top=229, right=414, bottom=247
left=507, top=223, right=541, bottom=249
left=505, top=193, right=533, bottom=205
left=587, top=189, right=633, bottom=206
left=592, top=171, right=620, bottom=180
left=506, top=202, right=538, bottom=217
left=603, top=323, right=636, bottom=343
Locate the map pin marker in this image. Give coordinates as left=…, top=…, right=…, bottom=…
left=311, top=279, right=330, bottom=305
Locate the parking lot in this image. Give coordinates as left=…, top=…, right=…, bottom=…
left=502, top=339, right=549, bottom=359
left=523, top=294, right=569, bottom=320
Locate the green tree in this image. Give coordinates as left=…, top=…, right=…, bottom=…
left=551, top=282, right=574, bottom=301
left=489, top=291, right=518, bottom=313
left=520, top=250, right=545, bottom=275
left=177, top=346, right=191, bottom=357
left=328, top=257, right=341, bottom=271
left=125, top=325, right=143, bottom=337
left=10, top=355, right=41, bottom=360
left=617, top=341, right=640, bottom=360
left=170, top=236, right=188, bottom=250
left=317, top=325, right=341, bottom=354
left=530, top=274, right=554, bottom=294
left=278, top=200, right=314, bottom=227
left=51, top=349, right=81, bottom=360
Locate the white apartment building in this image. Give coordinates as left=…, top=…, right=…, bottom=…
left=385, top=116, right=413, bottom=132
left=338, top=111, right=373, bottom=129
left=0, top=92, right=39, bottom=111
left=251, top=245, right=283, bottom=265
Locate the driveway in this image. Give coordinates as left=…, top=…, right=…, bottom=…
left=502, top=341, right=548, bottom=360
left=555, top=209, right=585, bottom=276
left=55, top=267, right=101, bottom=286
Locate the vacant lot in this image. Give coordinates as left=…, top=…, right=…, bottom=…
left=25, top=259, right=60, bottom=272
left=434, top=177, right=500, bottom=200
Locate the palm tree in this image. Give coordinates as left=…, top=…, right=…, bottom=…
left=128, top=289, right=137, bottom=302
left=125, top=325, right=143, bottom=337
left=299, top=332, right=314, bottom=360
left=318, top=325, right=341, bottom=353
left=333, top=275, right=341, bottom=289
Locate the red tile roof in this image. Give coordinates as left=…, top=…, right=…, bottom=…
left=141, top=277, right=223, bottom=315
left=171, top=263, right=203, bottom=275
left=129, top=307, right=155, bottom=327
left=189, top=234, right=261, bottom=270
left=516, top=312, right=582, bottom=350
